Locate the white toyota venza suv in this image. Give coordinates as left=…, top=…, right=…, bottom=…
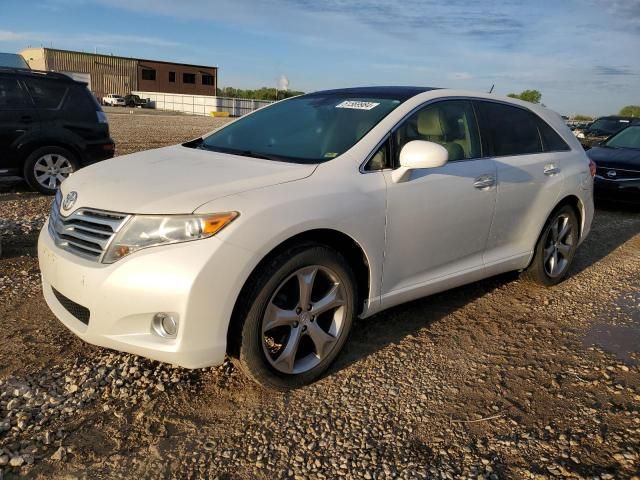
left=39, top=87, right=595, bottom=389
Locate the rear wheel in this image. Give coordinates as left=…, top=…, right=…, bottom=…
left=522, top=205, right=579, bottom=286
left=234, top=245, right=356, bottom=390
left=23, top=146, right=78, bottom=195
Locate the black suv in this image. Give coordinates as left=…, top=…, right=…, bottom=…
left=0, top=68, right=115, bottom=194
left=575, top=116, right=640, bottom=150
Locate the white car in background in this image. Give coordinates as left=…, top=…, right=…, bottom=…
left=102, top=94, right=126, bottom=106
left=38, top=87, right=595, bottom=390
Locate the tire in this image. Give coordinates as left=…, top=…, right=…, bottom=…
left=23, top=146, right=79, bottom=195
left=234, top=244, right=356, bottom=390
left=522, top=205, right=579, bottom=286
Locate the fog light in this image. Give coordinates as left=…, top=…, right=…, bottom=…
left=152, top=312, right=178, bottom=339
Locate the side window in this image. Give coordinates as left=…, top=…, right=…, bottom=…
left=25, top=78, right=67, bottom=109
left=0, top=77, right=29, bottom=108
left=364, top=138, right=390, bottom=171
left=393, top=100, right=481, bottom=164
left=536, top=117, right=570, bottom=152
left=476, top=101, right=542, bottom=156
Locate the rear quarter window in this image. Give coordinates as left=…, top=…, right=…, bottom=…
left=536, top=117, right=570, bottom=152
left=25, top=78, right=68, bottom=109
left=63, top=85, right=97, bottom=119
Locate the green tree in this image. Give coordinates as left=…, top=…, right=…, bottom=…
left=572, top=114, right=593, bottom=121
left=216, top=87, right=304, bottom=100
left=619, top=105, right=640, bottom=117
left=507, top=89, right=542, bottom=104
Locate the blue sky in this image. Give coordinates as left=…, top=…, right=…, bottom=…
left=1, top=0, right=639, bottom=115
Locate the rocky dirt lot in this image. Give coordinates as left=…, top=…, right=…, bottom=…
left=0, top=112, right=639, bottom=480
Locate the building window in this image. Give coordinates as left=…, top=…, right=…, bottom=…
left=202, top=74, right=214, bottom=86
left=169, top=71, right=176, bottom=83
left=183, top=73, right=196, bottom=84
left=141, top=68, right=156, bottom=81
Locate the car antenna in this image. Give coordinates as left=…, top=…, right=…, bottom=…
left=488, top=84, right=495, bottom=94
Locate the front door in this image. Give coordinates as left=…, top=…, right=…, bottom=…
left=381, top=100, right=496, bottom=306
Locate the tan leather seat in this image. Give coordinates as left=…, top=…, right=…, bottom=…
left=416, top=109, right=465, bottom=161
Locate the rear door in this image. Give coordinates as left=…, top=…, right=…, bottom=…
left=0, top=74, right=38, bottom=172
left=475, top=100, right=567, bottom=274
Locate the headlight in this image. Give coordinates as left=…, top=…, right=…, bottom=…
left=103, top=212, right=238, bottom=263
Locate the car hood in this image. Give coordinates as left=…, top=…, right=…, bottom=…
left=587, top=146, right=640, bottom=171
left=61, top=145, right=317, bottom=214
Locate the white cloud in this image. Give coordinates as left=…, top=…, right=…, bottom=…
left=0, top=30, right=30, bottom=42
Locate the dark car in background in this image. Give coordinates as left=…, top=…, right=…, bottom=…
left=0, top=68, right=114, bottom=194
left=124, top=94, right=151, bottom=108
left=588, top=125, right=640, bottom=204
left=575, top=116, right=640, bottom=149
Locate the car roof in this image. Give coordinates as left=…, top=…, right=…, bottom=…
left=307, top=86, right=440, bottom=100
left=0, top=66, right=76, bottom=83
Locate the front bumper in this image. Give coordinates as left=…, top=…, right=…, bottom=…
left=38, top=221, right=255, bottom=368
left=594, top=176, right=640, bottom=204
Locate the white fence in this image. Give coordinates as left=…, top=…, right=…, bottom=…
left=132, top=91, right=274, bottom=117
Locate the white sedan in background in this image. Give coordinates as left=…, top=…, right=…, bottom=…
left=39, top=87, right=594, bottom=390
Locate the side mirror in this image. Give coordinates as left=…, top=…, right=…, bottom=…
left=392, top=140, right=448, bottom=183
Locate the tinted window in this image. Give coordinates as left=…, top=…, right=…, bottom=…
left=63, top=85, right=95, bottom=119
left=141, top=69, right=156, bottom=81
left=202, top=74, right=214, bottom=86
left=394, top=100, right=481, bottom=162
left=25, top=78, right=67, bottom=109
left=169, top=71, right=176, bottom=82
left=589, top=118, right=629, bottom=135
left=201, top=94, right=403, bottom=164
left=183, top=73, right=196, bottom=84
left=477, top=101, right=542, bottom=156
left=0, top=77, right=29, bottom=108
left=536, top=118, right=570, bottom=152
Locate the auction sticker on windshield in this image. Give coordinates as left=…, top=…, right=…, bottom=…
left=336, top=100, right=380, bottom=110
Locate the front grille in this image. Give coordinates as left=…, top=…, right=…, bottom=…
left=596, top=167, right=640, bottom=181
left=48, top=192, right=129, bottom=262
left=52, top=287, right=90, bottom=325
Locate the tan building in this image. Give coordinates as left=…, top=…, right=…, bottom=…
left=20, top=48, right=218, bottom=100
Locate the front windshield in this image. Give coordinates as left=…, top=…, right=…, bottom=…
left=589, top=118, right=630, bottom=135
left=200, top=94, right=403, bottom=163
left=605, top=125, right=640, bottom=149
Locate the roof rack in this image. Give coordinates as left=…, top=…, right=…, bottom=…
left=0, top=67, right=73, bottom=80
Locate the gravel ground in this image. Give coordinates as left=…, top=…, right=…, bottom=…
left=0, top=112, right=639, bottom=480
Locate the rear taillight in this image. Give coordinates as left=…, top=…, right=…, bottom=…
left=102, top=143, right=114, bottom=151
left=589, top=159, right=596, bottom=177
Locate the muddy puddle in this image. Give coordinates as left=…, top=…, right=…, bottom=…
left=583, top=291, right=640, bottom=365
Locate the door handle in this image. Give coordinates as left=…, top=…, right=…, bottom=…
left=19, top=115, right=33, bottom=124
left=473, top=175, right=496, bottom=189
left=544, top=164, right=560, bottom=176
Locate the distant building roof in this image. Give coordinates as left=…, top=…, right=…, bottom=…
left=0, top=53, right=29, bottom=69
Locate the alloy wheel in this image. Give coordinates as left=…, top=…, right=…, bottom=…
left=34, top=153, right=73, bottom=190
left=543, top=213, right=574, bottom=278
left=261, top=265, right=347, bottom=375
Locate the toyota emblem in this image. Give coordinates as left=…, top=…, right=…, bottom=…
left=62, top=191, right=78, bottom=211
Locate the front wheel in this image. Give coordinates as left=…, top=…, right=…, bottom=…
left=522, top=205, right=579, bottom=286
left=234, top=245, right=356, bottom=390
left=23, top=146, right=78, bottom=195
